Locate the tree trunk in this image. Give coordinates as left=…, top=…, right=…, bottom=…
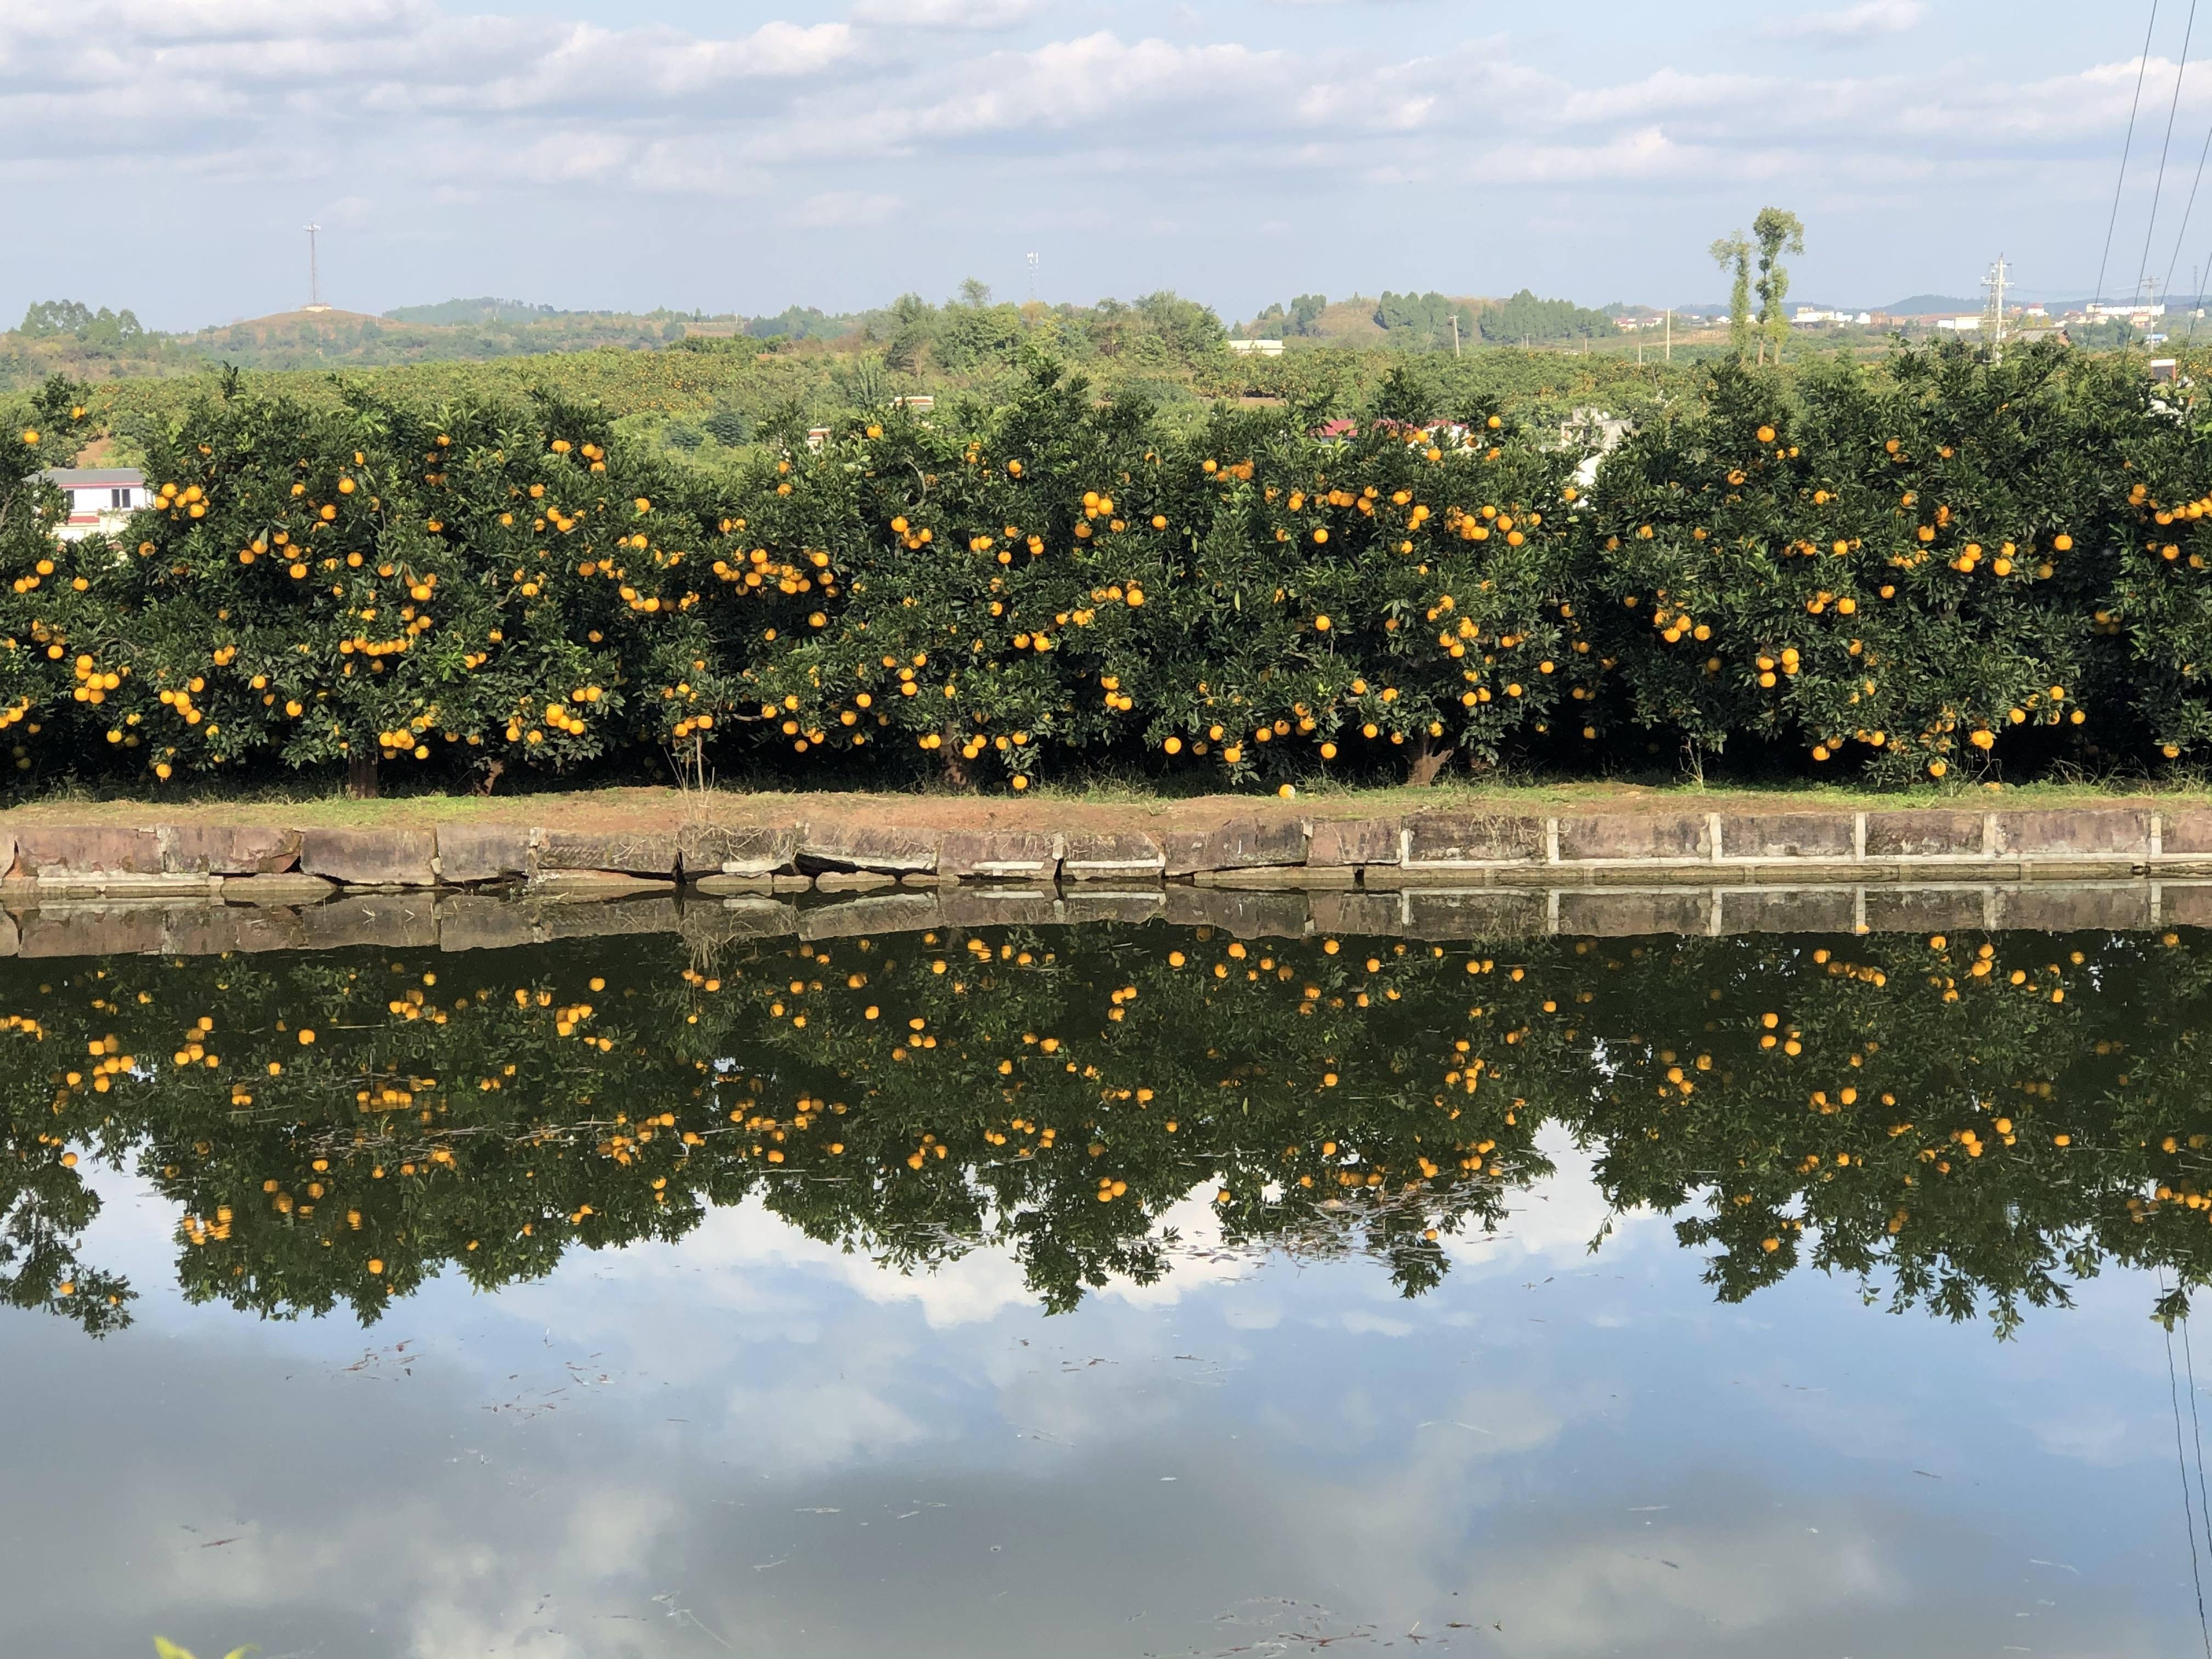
left=1405, top=730, right=1455, bottom=787
left=940, top=718, right=975, bottom=790
left=471, top=757, right=506, bottom=797
left=346, top=751, right=380, bottom=800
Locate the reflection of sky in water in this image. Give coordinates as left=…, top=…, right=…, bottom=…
left=3, top=1130, right=2189, bottom=1657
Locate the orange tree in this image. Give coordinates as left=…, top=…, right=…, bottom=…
left=0, top=378, right=101, bottom=769
left=1, top=377, right=743, bottom=793
left=737, top=364, right=1594, bottom=790
left=19, top=346, right=2212, bottom=795
left=1581, top=345, right=2180, bottom=782
left=1217, top=404, right=1594, bottom=784
left=735, top=365, right=1179, bottom=788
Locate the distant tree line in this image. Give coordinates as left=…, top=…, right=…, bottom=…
left=1237, top=289, right=1616, bottom=349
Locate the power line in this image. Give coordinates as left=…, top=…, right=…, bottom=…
left=2099, top=1, right=2164, bottom=306
left=2138, top=0, right=2200, bottom=300
left=2180, top=1308, right=2212, bottom=1627
left=2165, top=1276, right=2212, bottom=1659
left=2164, top=59, right=2212, bottom=299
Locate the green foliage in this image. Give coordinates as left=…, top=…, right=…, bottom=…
left=1752, top=207, right=1807, bottom=363
left=701, top=407, right=752, bottom=446
left=20, top=300, right=144, bottom=344
left=1245, top=294, right=1330, bottom=338
left=1375, top=291, right=1479, bottom=351
left=1711, top=233, right=1754, bottom=355
left=1476, top=290, right=1614, bottom=346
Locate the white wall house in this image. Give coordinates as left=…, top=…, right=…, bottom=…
left=35, top=467, right=148, bottom=541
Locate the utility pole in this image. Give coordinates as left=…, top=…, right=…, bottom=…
left=1664, top=308, right=1672, bottom=363
left=303, top=223, right=324, bottom=311
left=1451, top=313, right=1460, bottom=357
left=1981, top=253, right=2009, bottom=360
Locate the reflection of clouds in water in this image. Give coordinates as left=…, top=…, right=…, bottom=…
left=2029, top=1409, right=2137, bottom=1466
left=569, top=1179, right=1257, bottom=1334
left=74, top=1121, right=1652, bottom=1349
left=1446, top=1124, right=1664, bottom=1273
left=1468, top=1515, right=1893, bottom=1654
left=16, top=1121, right=2190, bottom=1657
left=717, top=1377, right=930, bottom=1471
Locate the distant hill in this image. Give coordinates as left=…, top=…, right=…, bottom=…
left=1883, top=294, right=1978, bottom=316
left=385, top=297, right=567, bottom=326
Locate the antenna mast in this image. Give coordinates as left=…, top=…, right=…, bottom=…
left=304, top=223, right=324, bottom=310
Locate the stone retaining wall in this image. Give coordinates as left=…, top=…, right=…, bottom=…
left=1, top=876, right=2205, bottom=961
left=7, top=805, right=2212, bottom=900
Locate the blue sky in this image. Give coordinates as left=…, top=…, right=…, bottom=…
left=1, top=0, right=2199, bottom=327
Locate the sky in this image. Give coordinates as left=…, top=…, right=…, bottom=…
left=1, top=0, right=2207, bottom=329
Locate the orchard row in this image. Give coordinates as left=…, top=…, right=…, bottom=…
left=4, top=344, right=2207, bottom=793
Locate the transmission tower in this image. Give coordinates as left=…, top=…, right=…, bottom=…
left=1982, top=253, right=2010, bottom=360
left=304, top=223, right=325, bottom=311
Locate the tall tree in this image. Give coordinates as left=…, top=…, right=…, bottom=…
left=1709, top=232, right=1753, bottom=356
left=1752, top=207, right=1805, bottom=365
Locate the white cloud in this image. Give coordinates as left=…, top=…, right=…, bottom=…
left=0, top=0, right=2197, bottom=330
left=853, top=0, right=1038, bottom=27
left=894, top=32, right=1288, bottom=139
left=1761, top=1, right=1927, bottom=42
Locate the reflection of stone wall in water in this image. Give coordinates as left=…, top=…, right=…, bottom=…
left=5, top=919, right=2211, bottom=1339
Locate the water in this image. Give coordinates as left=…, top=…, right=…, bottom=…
left=3, top=914, right=2208, bottom=1656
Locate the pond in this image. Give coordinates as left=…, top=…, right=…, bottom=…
left=4, top=910, right=2209, bottom=1655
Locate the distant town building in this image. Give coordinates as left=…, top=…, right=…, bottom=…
left=1936, top=316, right=1984, bottom=332
left=1792, top=308, right=1872, bottom=326
left=35, top=467, right=146, bottom=541
left=1228, top=339, right=1285, bottom=357
left=2088, top=301, right=2166, bottom=321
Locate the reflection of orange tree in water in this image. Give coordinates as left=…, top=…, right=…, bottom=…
left=12, top=925, right=2212, bottom=1336
left=0, top=930, right=1564, bottom=1332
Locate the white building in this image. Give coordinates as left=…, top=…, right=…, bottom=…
left=1228, top=339, right=1285, bottom=357
left=36, top=467, right=147, bottom=541
left=1936, top=315, right=1984, bottom=332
